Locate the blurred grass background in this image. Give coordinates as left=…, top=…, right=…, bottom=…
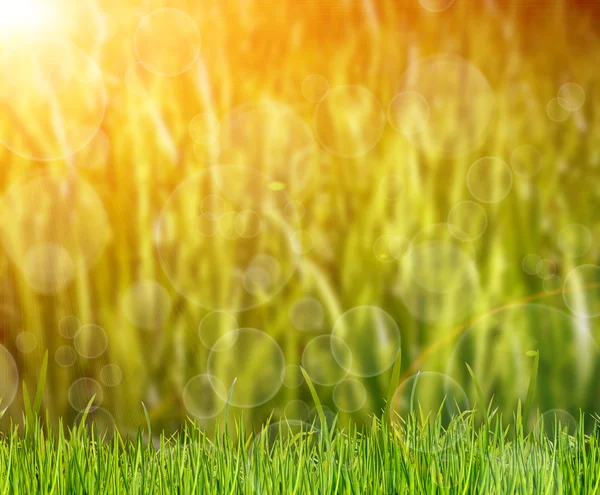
left=1, top=0, right=600, bottom=436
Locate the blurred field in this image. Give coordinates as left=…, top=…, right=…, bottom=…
left=1, top=0, right=600, bottom=437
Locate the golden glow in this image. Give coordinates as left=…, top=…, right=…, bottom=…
left=0, top=0, right=54, bottom=36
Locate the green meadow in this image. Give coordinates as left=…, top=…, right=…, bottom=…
left=0, top=0, right=599, bottom=492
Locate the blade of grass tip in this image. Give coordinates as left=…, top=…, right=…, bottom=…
left=33, top=351, right=48, bottom=416
left=466, top=363, right=488, bottom=424
left=409, top=371, right=420, bottom=414
left=142, top=402, right=152, bottom=440
left=78, top=395, right=97, bottom=430
left=523, top=350, right=539, bottom=427
left=486, top=396, right=496, bottom=421
left=384, top=349, right=402, bottom=424
left=224, top=377, right=237, bottom=435
left=22, top=382, right=33, bottom=435
left=300, top=367, right=330, bottom=443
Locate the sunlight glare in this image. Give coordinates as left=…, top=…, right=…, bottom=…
left=0, top=0, right=54, bottom=36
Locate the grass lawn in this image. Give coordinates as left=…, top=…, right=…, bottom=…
left=1, top=407, right=596, bottom=494
left=0, top=2, right=599, bottom=494
left=1, top=354, right=598, bottom=494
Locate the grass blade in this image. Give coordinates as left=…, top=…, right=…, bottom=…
left=33, top=351, right=48, bottom=416
left=300, top=367, right=329, bottom=442
left=142, top=402, right=152, bottom=439
left=384, top=349, right=402, bottom=424
left=224, top=377, right=237, bottom=436
left=523, top=349, right=540, bottom=427
left=22, top=382, right=33, bottom=436
left=466, top=363, right=488, bottom=424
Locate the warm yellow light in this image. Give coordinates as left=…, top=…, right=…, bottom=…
left=0, top=0, right=53, bottom=35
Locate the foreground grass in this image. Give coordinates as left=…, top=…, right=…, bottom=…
left=2, top=1, right=599, bottom=431
left=1, top=356, right=596, bottom=493
left=1, top=409, right=598, bottom=494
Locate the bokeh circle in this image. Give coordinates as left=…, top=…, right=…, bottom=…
left=302, top=335, right=352, bottom=386
left=396, top=55, right=494, bottom=156
left=0, top=345, right=18, bottom=413
left=331, top=306, right=401, bottom=377
left=314, top=85, right=385, bottom=158
left=447, top=201, right=488, bottom=242
left=558, top=83, right=585, bottom=111
left=396, top=228, right=480, bottom=324
left=74, top=407, right=116, bottom=440
left=207, top=328, right=285, bottom=408
left=0, top=170, right=111, bottom=295
left=373, top=235, right=411, bottom=262
left=198, top=311, right=239, bottom=350
left=289, top=296, right=325, bottom=331
left=535, top=259, right=556, bottom=280
left=522, top=254, right=542, bottom=275
left=332, top=378, right=367, bottom=412
left=546, top=98, right=571, bottom=122
left=73, top=324, right=108, bottom=359
left=283, top=400, right=311, bottom=421
left=68, top=377, right=103, bottom=411
left=419, top=0, right=455, bottom=12
left=467, top=157, right=513, bottom=204
left=301, top=74, right=329, bottom=103
left=182, top=374, right=227, bottom=419
left=557, top=223, right=592, bottom=258
left=100, top=364, right=123, bottom=387
left=543, top=275, right=563, bottom=294
left=58, top=315, right=81, bottom=339
left=535, top=409, right=578, bottom=441
left=55, top=346, right=77, bottom=367
left=283, top=364, right=304, bottom=389
left=121, top=280, right=173, bottom=330
left=189, top=113, right=220, bottom=144
left=405, top=241, right=478, bottom=294
left=387, top=91, right=430, bottom=136
left=16, top=332, right=37, bottom=353
left=134, top=8, right=201, bottom=77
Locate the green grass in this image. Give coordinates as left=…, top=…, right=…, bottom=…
left=1, top=405, right=598, bottom=493
left=1, top=1, right=599, bottom=434
left=1, top=2, right=600, bottom=491
left=1, top=353, right=599, bottom=494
